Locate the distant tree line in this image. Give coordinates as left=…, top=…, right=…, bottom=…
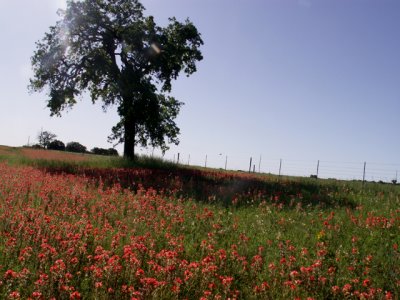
left=33, top=130, right=118, bottom=156
left=91, top=147, right=118, bottom=156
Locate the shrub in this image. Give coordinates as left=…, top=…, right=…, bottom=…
left=91, top=147, right=119, bottom=156
left=47, top=140, right=65, bottom=151
left=66, top=142, right=87, bottom=153
left=107, top=148, right=119, bottom=156
left=31, top=144, right=44, bottom=149
left=91, top=147, right=108, bottom=155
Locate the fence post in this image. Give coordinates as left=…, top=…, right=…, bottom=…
left=225, top=155, right=228, bottom=170
left=249, top=157, right=252, bottom=173
left=362, top=162, right=366, bottom=183
left=253, top=164, right=255, bottom=173
left=316, top=160, right=320, bottom=178
left=177, top=153, right=180, bottom=164
left=258, top=155, right=262, bottom=173
left=279, top=159, right=282, bottom=176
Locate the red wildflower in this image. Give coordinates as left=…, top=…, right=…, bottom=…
left=70, top=291, right=81, bottom=299
left=9, top=291, right=20, bottom=299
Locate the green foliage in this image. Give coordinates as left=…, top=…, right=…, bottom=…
left=31, top=144, right=44, bottom=149
left=47, top=139, right=65, bottom=151
left=29, top=0, right=203, bottom=158
left=66, top=141, right=87, bottom=153
left=91, top=147, right=118, bottom=156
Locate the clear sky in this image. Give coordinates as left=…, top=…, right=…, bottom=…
left=0, top=0, right=399, bottom=180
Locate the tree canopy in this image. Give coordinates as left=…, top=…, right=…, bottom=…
left=66, top=141, right=87, bottom=153
left=29, top=0, right=203, bottom=159
left=48, top=139, right=66, bottom=151
left=37, top=130, right=57, bottom=149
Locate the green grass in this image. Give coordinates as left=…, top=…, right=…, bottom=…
left=0, top=145, right=178, bottom=170
left=0, top=145, right=399, bottom=299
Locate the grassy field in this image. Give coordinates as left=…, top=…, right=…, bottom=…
left=0, top=146, right=398, bottom=299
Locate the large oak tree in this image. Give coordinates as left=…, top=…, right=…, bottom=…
left=29, top=0, right=203, bottom=159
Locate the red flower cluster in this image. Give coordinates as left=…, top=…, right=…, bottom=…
left=0, top=162, right=398, bottom=299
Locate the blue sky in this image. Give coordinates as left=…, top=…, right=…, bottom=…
left=0, top=0, right=399, bottom=180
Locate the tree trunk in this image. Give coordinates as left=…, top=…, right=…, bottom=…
left=123, top=115, right=136, bottom=160
left=123, top=135, right=134, bottom=159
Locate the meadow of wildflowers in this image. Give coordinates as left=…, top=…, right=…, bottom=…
left=0, top=151, right=399, bottom=299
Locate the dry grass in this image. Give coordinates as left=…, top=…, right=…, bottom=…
left=0, top=145, right=13, bottom=154
left=0, top=145, right=99, bottom=167
left=20, top=147, right=91, bottom=162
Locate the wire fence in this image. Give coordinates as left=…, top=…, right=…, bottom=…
left=139, top=149, right=399, bottom=183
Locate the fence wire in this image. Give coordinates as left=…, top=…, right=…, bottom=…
left=137, top=148, right=399, bottom=183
